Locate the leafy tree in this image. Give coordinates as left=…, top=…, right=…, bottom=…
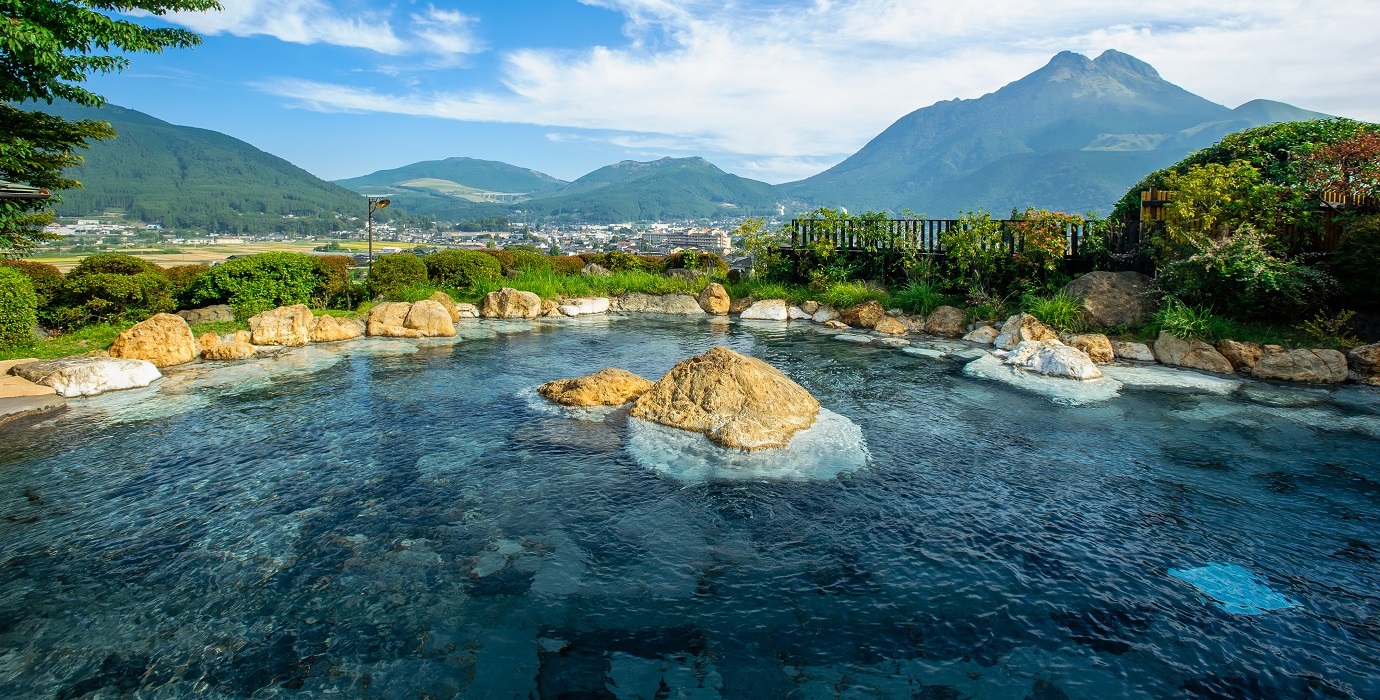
left=1299, top=132, right=1380, bottom=202
left=1158, top=161, right=1285, bottom=258
left=0, top=0, right=221, bottom=253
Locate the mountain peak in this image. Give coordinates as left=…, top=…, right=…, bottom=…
left=1093, top=49, right=1161, bottom=79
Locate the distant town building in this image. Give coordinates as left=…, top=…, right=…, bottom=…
left=663, top=228, right=731, bottom=256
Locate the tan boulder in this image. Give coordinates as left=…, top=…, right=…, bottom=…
left=248, top=305, right=314, bottom=346
left=1062, top=271, right=1154, bottom=328
left=697, top=283, right=731, bottom=314
left=629, top=346, right=820, bottom=451
left=728, top=297, right=753, bottom=314
left=801, top=300, right=820, bottom=315
left=824, top=320, right=849, bottom=329
left=311, top=315, right=363, bottom=343
left=993, top=312, right=1057, bottom=351
left=1216, top=339, right=1265, bottom=372
left=108, top=313, right=199, bottom=368
left=480, top=288, right=543, bottom=319
left=873, top=316, right=908, bottom=336
left=923, top=306, right=967, bottom=338
left=1348, top=343, right=1380, bottom=386
left=231, top=330, right=252, bottom=345
left=840, top=300, right=885, bottom=329
left=429, top=291, right=460, bottom=322
left=538, top=368, right=654, bottom=407
left=1065, top=333, right=1115, bottom=364
left=404, top=300, right=457, bottom=337
left=202, top=340, right=256, bottom=361
left=962, top=325, right=999, bottom=345
left=1252, top=349, right=1348, bottom=384
left=367, top=302, right=423, bottom=338
left=1152, top=332, right=1233, bottom=374
left=197, top=332, right=220, bottom=349
left=540, top=298, right=560, bottom=317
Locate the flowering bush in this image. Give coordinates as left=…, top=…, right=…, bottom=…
left=1154, top=226, right=1334, bottom=320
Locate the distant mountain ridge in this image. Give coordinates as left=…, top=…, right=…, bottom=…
left=783, top=50, right=1331, bottom=216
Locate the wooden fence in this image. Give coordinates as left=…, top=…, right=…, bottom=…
left=788, top=217, right=1098, bottom=259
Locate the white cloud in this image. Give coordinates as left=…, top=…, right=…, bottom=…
left=163, top=0, right=483, bottom=58
left=252, top=0, right=1380, bottom=181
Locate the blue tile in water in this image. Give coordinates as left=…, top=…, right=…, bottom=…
left=1168, top=562, right=1300, bottom=615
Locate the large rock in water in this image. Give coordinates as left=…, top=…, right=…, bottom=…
left=108, top=313, right=199, bottom=367
left=1062, top=271, right=1154, bottom=328
left=740, top=299, right=789, bottom=321
left=614, top=293, right=705, bottom=315
left=1252, top=349, right=1348, bottom=384
left=840, top=300, right=885, bottom=329
left=993, top=312, right=1057, bottom=351
left=404, top=300, right=456, bottom=336
left=480, top=288, right=542, bottom=319
left=538, top=368, right=654, bottom=407
left=697, top=283, right=730, bottom=314
left=310, top=315, right=363, bottom=343
left=1003, top=339, right=1104, bottom=380
left=1349, top=343, right=1380, bottom=386
left=367, top=302, right=421, bottom=337
left=9, top=357, right=161, bottom=397
left=249, top=305, right=314, bottom=346
left=629, top=346, right=821, bottom=451
left=1152, top=331, right=1233, bottom=374
left=429, top=291, right=460, bottom=322
left=923, top=306, right=967, bottom=338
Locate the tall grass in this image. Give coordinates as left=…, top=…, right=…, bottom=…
left=891, top=282, right=952, bottom=317
left=818, top=280, right=891, bottom=310
left=1021, top=292, right=1088, bottom=334
left=1147, top=298, right=1232, bottom=343
left=459, top=269, right=708, bottom=303
left=724, top=280, right=808, bottom=304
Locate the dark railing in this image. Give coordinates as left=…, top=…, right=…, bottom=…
left=788, top=218, right=1099, bottom=259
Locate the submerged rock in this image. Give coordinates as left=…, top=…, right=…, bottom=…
left=1252, top=349, right=1348, bottom=384
left=923, top=305, right=967, bottom=338
left=962, top=354, right=1122, bottom=405
left=249, top=304, right=315, bottom=346
left=740, top=299, right=789, bottom=321
left=1004, top=339, right=1104, bottom=380
left=538, top=368, right=654, bottom=407
left=1062, top=270, right=1154, bottom=328
left=993, top=312, right=1057, bottom=351
left=10, top=357, right=161, bottom=397
left=1153, top=332, right=1233, bottom=374
left=108, top=313, right=199, bottom=368
left=840, top=300, right=885, bottom=329
left=481, top=287, right=543, bottom=319
left=629, top=346, right=820, bottom=450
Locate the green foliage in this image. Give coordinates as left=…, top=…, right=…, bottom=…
left=818, top=280, right=889, bottom=310
left=0, top=320, right=130, bottom=361
left=1297, top=309, right=1363, bottom=350
left=509, top=249, right=551, bottom=272
left=665, top=250, right=728, bottom=276
left=1149, top=298, right=1232, bottom=343
left=581, top=251, right=664, bottom=273
left=391, top=283, right=443, bottom=303
left=1154, top=227, right=1334, bottom=320
left=1154, top=161, right=1286, bottom=262
left=1332, top=215, right=1380, bottom=309
left=312, top=255, right=358, bottom=308
left=0, top=267, right=38, bottom=347
left=0, top=105, right=114, bottom=252
left=423, top=250, right=500, bottom=290
left=739, top=218, right=791, bottom=281
left=70, top=252, right=162, bottom=277
left=55, top=269, right=173, bottom=328
left=186, top=252, right=325, bottom=319
left=549, top=256, right=586, bottom=275
left=939, top=211, right=1007, bottom=292
left=1021, top=292, right=1088, bottom=334
left=367, top=254, right=427, bottom=299
left=479, top=249, right=516, bottom=270
left=463, top=268, right=706, bottom=303
left=0, top=259, right=64, bottom=309
left=891, top=282, right=951, bottom=317
left=163, top=263, right=207, bottom=305
left=1010, top=208, right=1078, bottom=292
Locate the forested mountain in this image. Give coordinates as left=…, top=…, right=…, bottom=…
left=34, top=101, right=368, bottom=233
left=520, top=157, right=787, bottom=222
left=784, top=50, right=1331, bottom=216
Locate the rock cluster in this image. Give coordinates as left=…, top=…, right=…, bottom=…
left=1003, top=339, right=1104, bottom=380
left=993, top=313, right=1058, bottom=351
left=368, top=301, right=456, bottom=337
left=629, top=346, right=820, bottom=451
left=199, top=332, right=256, bottom=361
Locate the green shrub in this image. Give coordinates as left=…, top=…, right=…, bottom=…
left=892, top=282, right=950, bottom=317
left=939, top=211, right=1008, bottom=293
left=392, top=283, right=443, bottom=303
left=0, top=267, right=38, bottom=348
left=1150, top=298, right=1232, bottom=342
left=312, top=255, right=356, bottom=308
left=509, top=249, right=551, bottom=272
left=549, top=255, right=586, bottom=275
left=367, top=254, right=428, bottom=299
left=1154, top=226, right=1334, bottom=320
left=424, top=250, right=502, bottom=289
left=70, top=253, right=162, bottom=278
left=819, top=280, right=889, bottom=309
left=53, top=270, right=174, bottom=327
left=163, top=264, right=209, bottom=306
left=186, top=252, right=327, bottom=319
left=1332, top=215, right=1380, bottom=309
left=1021, top=292, right=1088, bottom=334
left=582, top=251, right=665, bottom=273
left=0, top=260, right=63, bottom=309
left=665, top=251, right=728, bottom=276
left=479, top=249, right=516, bottom=270
left=1297, top=309, right=1363, bottom=350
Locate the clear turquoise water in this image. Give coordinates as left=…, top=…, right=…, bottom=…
left=1, top=318, right=1378, bottom=699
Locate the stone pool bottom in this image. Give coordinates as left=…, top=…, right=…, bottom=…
left=1, top=316, right=1378, bottom=698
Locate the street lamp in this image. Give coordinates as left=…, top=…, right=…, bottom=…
left=366, top=196, right=391, bottom=263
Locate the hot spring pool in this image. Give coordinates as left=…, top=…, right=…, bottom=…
left=1, top=317, right=1378, bottom=698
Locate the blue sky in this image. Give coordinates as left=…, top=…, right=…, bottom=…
left=88, top=0, right=1380, bottom=184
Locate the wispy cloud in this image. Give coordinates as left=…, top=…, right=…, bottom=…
left=248, top=0, right=1379, bottom=181
left=163, top=0, right=483, bottom=58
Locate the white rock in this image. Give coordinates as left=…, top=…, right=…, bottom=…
left=833, top=334, right=873, bottom=344
left=10, top=357, right=162, bottom=398
left=811, top=307, right=840, bottom=324
left=1112, top=340, right=1156, bottom=362
left=557, top=297, right=610, bottom=317
left=788, top=305, right=813, bottom=320
left=875, top=337, right=911, bottom=348
left=740, top=299, right=789, bottom=321
left=962, top=325, right=999, bottom=345
left=455, top=303, right=479, bottom=319
left=615, top=293, right=705, bottom=315
left=1101, top=364, right=1240, bottom=395
left=901, top=347, right=946, bottom=359
left=1004, top=339, right=1103, bottom=380
left=962, top=355, right=1123, bottom=405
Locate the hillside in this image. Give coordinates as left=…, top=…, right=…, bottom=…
left=524, top=157, right=787, bottom=222
left=334, top=157, right=568, bottom=216
left=785, top=50, right=1331, bottom=216
left=34, top=101, right=368, bottom=233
